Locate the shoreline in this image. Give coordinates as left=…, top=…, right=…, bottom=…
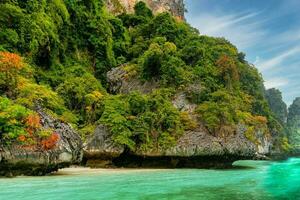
left=53, top=166, right=168, bottom=176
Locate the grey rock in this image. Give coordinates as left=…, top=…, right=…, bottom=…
left=166, top=129, right=225, bottom=157
left=106, top=0, right=185, bottom=19
left=84, top=125, right=124, bottom=159
left=172, top=92, right=197, bottom=112
left=0, top=107, right=82, bottom=176
left=107, top=66, right=158, bottom=94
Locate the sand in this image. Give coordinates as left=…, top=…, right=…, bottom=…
left=54, top=166, right=166, bottom=176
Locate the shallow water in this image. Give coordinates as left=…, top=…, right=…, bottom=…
left=0, top=158, right=300, bottom=200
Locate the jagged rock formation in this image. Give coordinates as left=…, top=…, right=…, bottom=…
left=287, top=97, right=300, bottom=152
left=0, top=108, right=82, bottom=176
left=106, top=0, right=185, bottom=19
left=265, top=88, right=287, bottom=124
left=83, top=66, right=272, bottom=168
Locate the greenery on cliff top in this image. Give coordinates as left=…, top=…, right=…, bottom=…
left=0, top=0, right=288, bottom=152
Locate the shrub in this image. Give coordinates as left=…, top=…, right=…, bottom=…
left=0, top=52, right=24, bottom=96
left=16, top=77, right=66, bottom=115
left=100, top=91, right=188, bottom=151
left=0, top=97, right=59, bottom=149
left=56, top=73, right=105, bottom=111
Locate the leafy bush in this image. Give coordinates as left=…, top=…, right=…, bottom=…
left=56, top=73, right=104, bottom=111
left=0, top=97, right=59, bottom=149
left=100, top=91, right=190, bottom=151
left=16, top=77, right=66, bottom=115
left=0, top=51, right=24, bottom=96
left=140, top=41, right=192, bottom=87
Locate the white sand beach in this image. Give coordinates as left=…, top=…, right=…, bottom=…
left=54, top=166, right=167, bottom=176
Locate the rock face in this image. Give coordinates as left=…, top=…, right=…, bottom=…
left=287, top=97, right=300, bottom=152
left=106, top=0, right=185, bottom=19
left=265, top=88, right=287, bottom=124
left=107, top=65, right=159, bottom=94
left=83, top=66, right=272, bottom=168
left=84, top=124, right=271, bottom=168
left=83, top=125, right=124, bottom=168
left=0, top=108, right=82, bottom=176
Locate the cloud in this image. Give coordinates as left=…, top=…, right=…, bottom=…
left=185, top=0, right=300, bottom=105
left=264, top=77, right=289, bottom=89
left=256, top=47, right=300, bottom=71
left=188, top=11, right=267, bottom=50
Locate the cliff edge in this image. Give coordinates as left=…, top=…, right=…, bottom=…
left=106, top=0, right=185, bottom=19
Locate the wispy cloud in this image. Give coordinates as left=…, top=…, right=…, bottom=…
left=188, top=11, right=267, bottom=49
left=264, top=77, right=289, bottom=89
left=256, top=47, right=300, bottom=71
left=185, top=0, right=300, bottom=104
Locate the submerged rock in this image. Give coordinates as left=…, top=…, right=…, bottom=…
left=0, top=108, right=83, bottom=176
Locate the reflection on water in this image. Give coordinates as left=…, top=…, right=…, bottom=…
left=0, top=158, right=300, bottom=200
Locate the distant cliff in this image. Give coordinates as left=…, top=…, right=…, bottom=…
left=287, top=98, right=300, bottom=152
left=106, top=0, right=185, bottom=19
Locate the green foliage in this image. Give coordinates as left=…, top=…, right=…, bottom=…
left=56, top=73, right=104, bottom=111
left=17, top=77, right=66, bottom=114
left=0, top=97, right=30, bottom=141
left=216, top=55, right=239, bottom=90
left=78, top=124, right=96, bottom=141
left=196, top=90, right=240, bottom=132
left=141, top=43, right=163, bottom=79
left=134, top=1, right=153, bottom=19
left=0, top=96, right=59, bottom=148
left=100, top=91, right=187, bottom=151
left=139, top=41, right=192, bottom=86
left=0, top=1, right=282, bottom=149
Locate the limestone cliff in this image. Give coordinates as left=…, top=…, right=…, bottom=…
left=287, top=98, right=300, bottom=152
left=106, top=0, right=185, bottom=19
left=83, top=66, right=272, bottom=168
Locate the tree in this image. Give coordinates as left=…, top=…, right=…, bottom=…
left=56, top=73, right=105, bottom=111
left=134, top=1, right=153, bottom=19
left=141, top=43, right=163, bottom=79
left=0, top=52, right=23, bottom=96
left=216, top=55, right=239, bottom=89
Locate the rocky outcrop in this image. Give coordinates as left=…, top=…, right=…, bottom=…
left=83, top=124, right=270, bottom=168
left=107, top=66, right=159, bottom=94
left=0, top=108, right=82, bottom=176
left=83, top=125, right=124, bottom=168
left=265, top=88, right=287, bottom=124
left=82, top=65, right=272, bottom=168
left=287, top=97, right=300, bottom=152
left=106, top=0, right=185, bottom=19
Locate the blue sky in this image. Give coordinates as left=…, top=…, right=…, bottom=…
left=185, top=0, right=300, bottom=105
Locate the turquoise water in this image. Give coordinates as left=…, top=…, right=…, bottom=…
left=1, top=158, right=300, bottom=200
